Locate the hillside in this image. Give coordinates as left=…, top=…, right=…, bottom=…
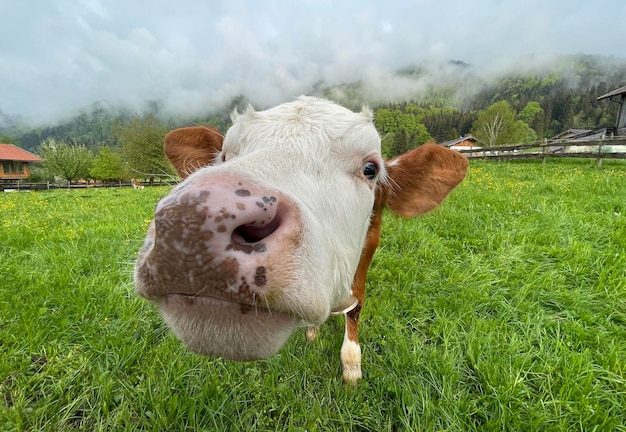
left=2, top=54, right=625, bottom=154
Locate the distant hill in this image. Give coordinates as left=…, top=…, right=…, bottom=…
left=2, top=53, right=625, bottom=153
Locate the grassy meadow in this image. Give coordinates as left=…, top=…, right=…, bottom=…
left=1, top=159, right=625, bottom=431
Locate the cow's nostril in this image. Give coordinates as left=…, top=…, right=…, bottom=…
left=232, top=206, right=284, bottom=244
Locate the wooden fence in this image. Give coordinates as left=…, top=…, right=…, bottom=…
left=2, top=138, right=625, bottom=192
left=0, top=180, right=164, bottom=192
left=457, top=137, right=626, bottom=165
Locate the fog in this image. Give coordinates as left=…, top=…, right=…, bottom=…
left=1, top=0, right=624, bottom=124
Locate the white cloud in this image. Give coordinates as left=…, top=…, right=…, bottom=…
left=0, top=0, right=625, bottom=123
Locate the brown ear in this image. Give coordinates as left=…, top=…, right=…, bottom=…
left=164, top=126, right=224, bottom=179
left=383, top=143, right=468, bottom=217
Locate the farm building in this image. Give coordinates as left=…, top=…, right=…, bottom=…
left=597, top=85, right=626, bottom=136
left=544, top=85, right=626, bottom=155
left=441, top=135, right=481, bottom=151
left=0, top=144, right=42, bottom=181
left=547, top=128, right=611, bottom=152
left=549, top=128, right=596, bottom=141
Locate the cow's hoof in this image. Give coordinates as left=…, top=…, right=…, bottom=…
left=305, top=326, right=320, bottom=341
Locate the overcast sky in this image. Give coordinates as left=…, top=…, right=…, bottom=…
left=1, top=0, right=625, bottom=123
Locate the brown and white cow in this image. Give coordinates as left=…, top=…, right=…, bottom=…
left=134, top=96, right=468, bottom=384
left=131, top=179, right=145, bottom=189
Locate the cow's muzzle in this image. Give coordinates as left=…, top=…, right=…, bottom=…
left=134, top=170, right=308, bottom=360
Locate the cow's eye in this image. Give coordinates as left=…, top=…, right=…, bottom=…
left=362, top=161, right=378, bottom=180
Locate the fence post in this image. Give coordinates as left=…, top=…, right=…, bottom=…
left=541, top=139, right=547, bottom=164
left=596, top=136, right=604, bottom=167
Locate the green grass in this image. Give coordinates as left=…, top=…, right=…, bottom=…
left=1, top=159, right=625, bottom=431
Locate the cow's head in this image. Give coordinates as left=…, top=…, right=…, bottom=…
left=134, top=96, right=467, bottom=361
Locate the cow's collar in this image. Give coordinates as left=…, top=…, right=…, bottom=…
left=330, top=295, right=358, bottom=315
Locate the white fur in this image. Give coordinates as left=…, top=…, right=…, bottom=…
left=340, top=321, right=362, bottom=384
left=135, top=96, right=384, bottom=361
left=219, top=96, right=382, bottom=320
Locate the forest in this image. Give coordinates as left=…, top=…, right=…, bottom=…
left=1, top=53, right=625, bottom=179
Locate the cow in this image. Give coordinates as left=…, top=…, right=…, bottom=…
left=134, top=96, right=468, bottom=384
left=131, top=179, right=145, bottom=189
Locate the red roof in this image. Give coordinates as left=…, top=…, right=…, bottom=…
left=0, top=144, right=42, bottom=162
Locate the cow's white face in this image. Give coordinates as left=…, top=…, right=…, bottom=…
left=134, top=97, right=384, bottom=360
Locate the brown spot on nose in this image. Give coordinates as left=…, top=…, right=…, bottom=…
left=217, top=225, right=227, bottom=233
left=235, top=189, right=250, bottom=197
left=240, top=303, right=254, bottom=315
left=219, top=258, right=240, bottom=286
left=254, top=266, right=267, bottom=286
left=236, top=203, right=246, bottom=211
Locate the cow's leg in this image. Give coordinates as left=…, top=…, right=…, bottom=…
left=340, top=206, right=384, bottom=384
left=341, top=304, right=363, bottom=384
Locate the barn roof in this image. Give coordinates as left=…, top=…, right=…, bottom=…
left=0, top=144, right=42, bottom=162
left=548, top=128, right=613, bottom=143
left=440, top=135, right=479, bottom=147
left=549, top=128, right=592, bottom=141
left=597, top=85, right=626, bottom=100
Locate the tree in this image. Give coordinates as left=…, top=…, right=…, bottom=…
left=471, top=101, right=535, bottom=146
left=518, top=101, right=545, bottom=139
left=374, top=108, right=395, bottom=134
left=390, top=127, right=410, bottom=156
left=1, top=135, right=19, bottom=146
left=40, top=138, right=93, bottom=183
left=90, top=146, right=124, bottom=182
left=115, top=114, right=172, bottom=183
left=385, top=124, right=433, bottom=157
left=375, top=104, right=433, bottom=157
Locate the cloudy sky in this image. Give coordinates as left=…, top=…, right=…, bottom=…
left=1, top=0, right=625, bottom=123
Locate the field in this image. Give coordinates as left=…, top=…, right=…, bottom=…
left=1, top=159, right=625, bottom=431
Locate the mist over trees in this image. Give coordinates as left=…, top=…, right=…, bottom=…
left=1, top=53, right=625, bottom=164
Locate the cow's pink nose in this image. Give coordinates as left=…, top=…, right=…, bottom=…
left=138, top=172, right=303, bottom=300
left=133, top=172, right=308, bottom=361
left=153, top=178, right=289, bottom=256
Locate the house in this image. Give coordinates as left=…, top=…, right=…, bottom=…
left=597, top=85, right=626, bottom=136
left=440, top=135, right=481, bottom=151
left=0, top=144, right=42, bottom=181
